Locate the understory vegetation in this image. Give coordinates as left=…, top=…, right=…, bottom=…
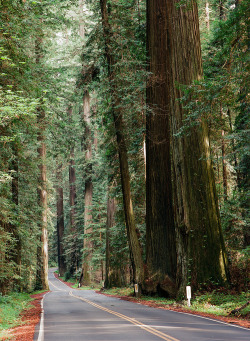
left=102, top=287, right=250, bottom=318
left=0, top=292, right=33, bottom=339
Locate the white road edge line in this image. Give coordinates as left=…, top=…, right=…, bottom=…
left=158, top=308, right=250, bottom=331
left=51, top=271, right=71, bottom=289
left=37, top=292, right=49, bottom=341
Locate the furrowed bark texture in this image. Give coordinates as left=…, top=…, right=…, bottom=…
left=69, top=148, right=76, bottom=230
left=37, top=108, right=49, bottom=291
left=105, top=195, right=116, bottom=288
left=81, top=91, right=94, bottom=285
left=168, top=0, right=229, bottom=291
left=11, top=145, right=22, bottom=289
left=205, top=2, right=210, bottom=30
left=100, top=0, right=144, bottom=288
left=221, top=128, right=228, bottom=200
left=56, top=163, right=66, bottom=276
left=145, top=0, right=177, bottom=297
left=68, top=105, right=78, bottom=276
left=35, top=35, right=49, bottom=291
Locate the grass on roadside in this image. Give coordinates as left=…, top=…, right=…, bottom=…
left=102, top=287, right=250, bottom=318
left=0, top=292, right=32, bottom=339
left=102, top=287, right=134, bottom=296
left=189, top=291, right=250, bottom=317
left=0, top=289, right=47, bottom=340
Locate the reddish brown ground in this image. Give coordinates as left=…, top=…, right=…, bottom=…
left=96, top=292, right=250, bottom=329
left=3, top=292, right=48, bottom=341
left=53, top=273, right=75, bottom=287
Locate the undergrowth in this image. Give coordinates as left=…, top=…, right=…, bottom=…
left=102, top=287, right=250, bottom=318
left=0, top=292, right=32, bottom=339
left=188, top=291, right=249, bottom=317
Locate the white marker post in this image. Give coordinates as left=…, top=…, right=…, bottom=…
left=186, top=286, right=191, bottom=306
left=134, top=284, right=139, bottom=297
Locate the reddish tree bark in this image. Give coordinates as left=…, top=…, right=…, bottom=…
left=56, top=163, right=66, bottom=276
left=145, top=0, right=177, bottom=297
left=100, top=0, right=144, bottom=293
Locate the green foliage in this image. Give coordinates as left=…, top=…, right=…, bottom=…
left=102, top=288, right=250, bottom=317
left=103, top=287, right=134, bottom=296
left=191, top=291, right=250, bottom=317
left=0, top=0, right=77, bottom=294
left=0, top=292, right=32, bottom=335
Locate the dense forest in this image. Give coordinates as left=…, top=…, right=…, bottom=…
left=0, top=0, right=249, bottom=299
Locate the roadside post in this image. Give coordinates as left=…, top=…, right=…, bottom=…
left=186, top=286, right=191, bottom=306
left=134, top=283, right=139, bottom=297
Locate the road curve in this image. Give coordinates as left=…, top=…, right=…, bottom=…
left=34, top=269, right=249, bottom=341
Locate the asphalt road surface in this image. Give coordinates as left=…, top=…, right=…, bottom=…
left=34, top=269, right=249, bottom=341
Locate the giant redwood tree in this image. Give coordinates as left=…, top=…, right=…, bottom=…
left=56, top=162, right=66, bottom=276
left=100, top=0, right=144, bottom=291
left=80, top=91, right=94, bottom=285
left=35, top=34, right=49, bottom=291
left=167, top=0, right=229, bottom=292
left=145, top=0, right=177, bottom=297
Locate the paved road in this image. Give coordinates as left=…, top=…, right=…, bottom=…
left=34, top=269, right=249, bottom=341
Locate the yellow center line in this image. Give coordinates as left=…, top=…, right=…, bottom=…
left=69, top=291, right=180, bottom=341
left=48, top=280, right=66, bottom=291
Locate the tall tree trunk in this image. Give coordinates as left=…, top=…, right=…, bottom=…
left=227, top=108, right=239, bottom=183
left=56, top=163, right=66, bottom=276
left=145, top=0, right=177, bottom=297
left=35, top=35, right=49, bottom=291
left=68, top=106, right=78, bottom=276
left=69, top=148, right=77, bottom=275
left=69, top=148, right=76, bottom=230
left=100, top=0, right=144, bottom=291
left=105, top=195, right=116, bottom=288
left=167, top=0, right=229, bottom=293
left=205, top=2, right=210, bottom=31
left=220, top=106, right=228, bottom=201
left=36, top=107, right=49, bottom=290
left=221, top=132, right=228, bottom=200
left=11, top=145, right=22, bottom=290
left=78, top=0, right=95, bottom=286
left=218, top=2, right=228, bottom=201
left=79, top=0, right=85, bottom=40
left=216, top=151, right=222, bottom=201
left=80, top=91, right=94, bottom=286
